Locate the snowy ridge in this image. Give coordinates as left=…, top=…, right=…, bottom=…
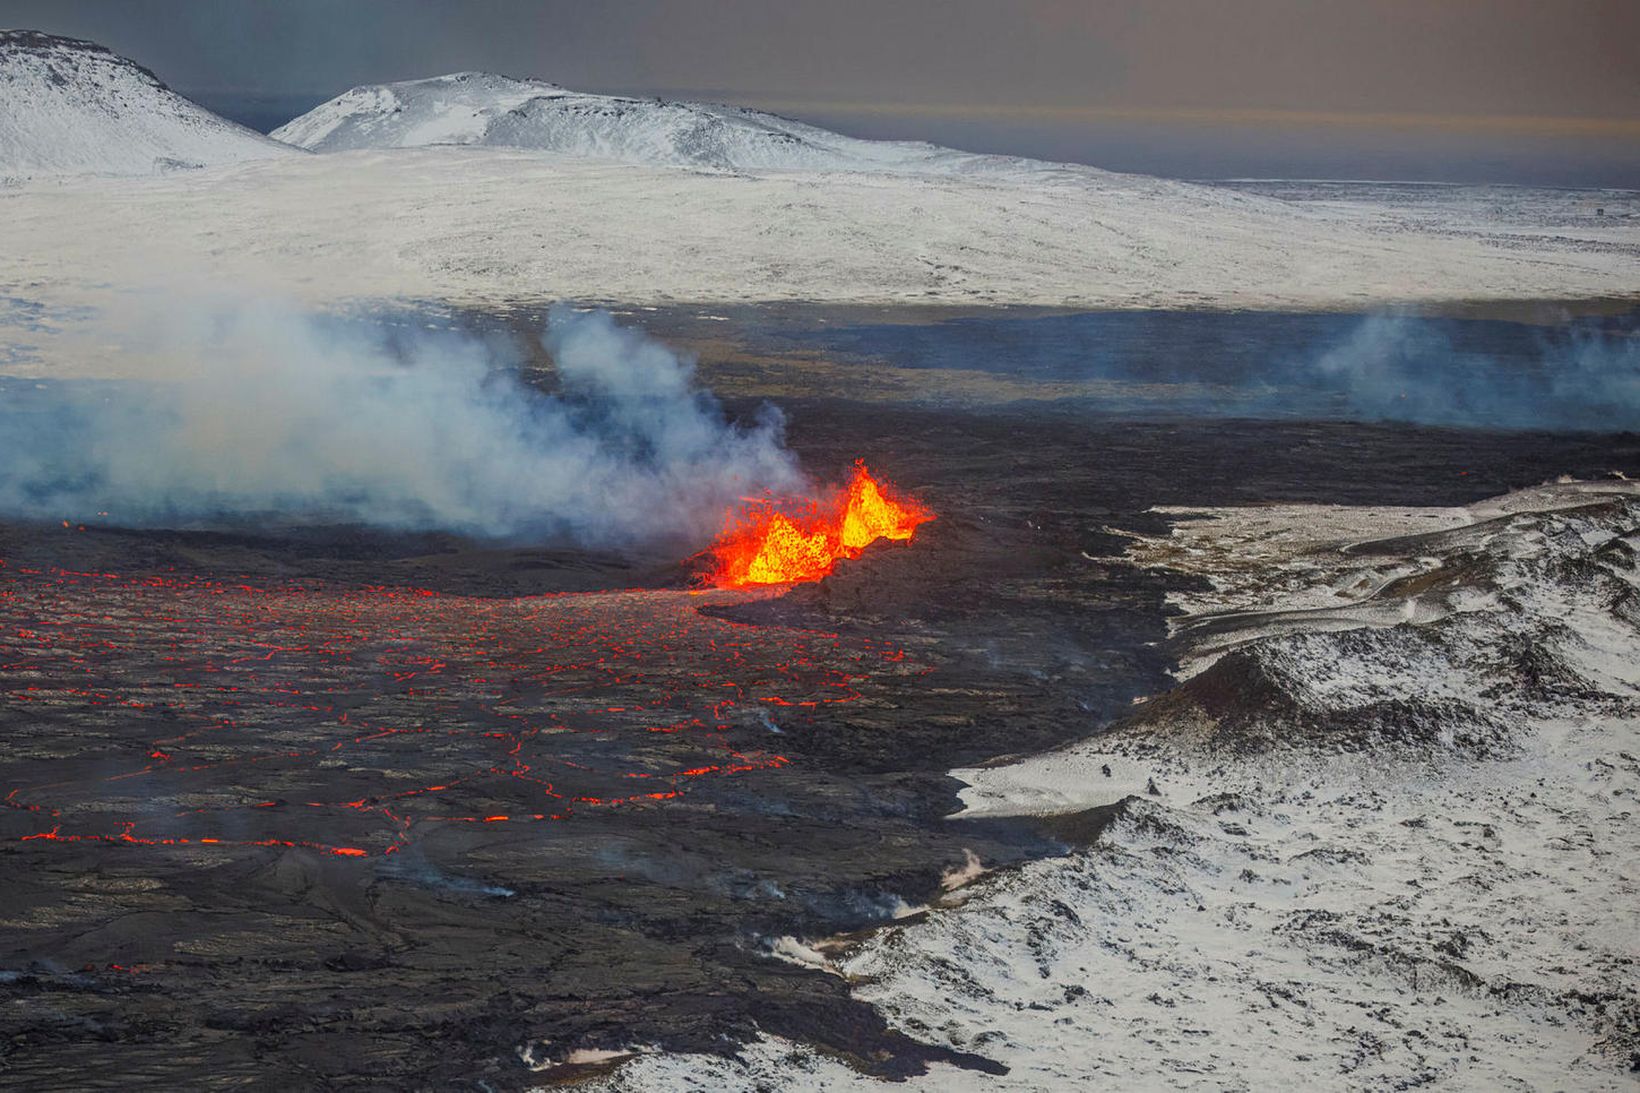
left=0, top=30, right=292, bottom=177
left=272, top=71, right=1092, bottom=175
left=596, top=482, right=1640, bottom=1090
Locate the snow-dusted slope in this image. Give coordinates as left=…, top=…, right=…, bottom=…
left=272, top=71, right=1062, bottom=174
left=598, top=481, right=1640, bottom=1091
left=0, top=30, right=292, bottom=177
left=4, top=149, right=1636, bottom=362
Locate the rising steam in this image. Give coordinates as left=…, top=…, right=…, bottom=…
left=0, top=299, right=803, bottom=544
left=1301, top=314, right=1640, bottom=431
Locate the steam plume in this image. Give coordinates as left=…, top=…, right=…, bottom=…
left=0, top=299, right=802, bottom=545
left=1300, top=314, right=1640, bottom=431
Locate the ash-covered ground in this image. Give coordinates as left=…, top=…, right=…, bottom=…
left=1, top=306, right=1636, bottom=1089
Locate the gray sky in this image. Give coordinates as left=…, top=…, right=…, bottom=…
left=5, top=0, right=1638, bottom=185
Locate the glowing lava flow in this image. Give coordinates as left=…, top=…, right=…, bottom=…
left=709, top=462, right=933, bottom=587
left=0, top=561, right=928, bottom=860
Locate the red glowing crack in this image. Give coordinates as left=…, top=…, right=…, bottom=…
left=1, top=561, right=917, bottom=858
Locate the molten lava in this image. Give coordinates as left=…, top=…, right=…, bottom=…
left=710, top=462, right=934, bottom=587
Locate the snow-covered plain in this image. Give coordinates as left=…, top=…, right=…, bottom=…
left=2, top=148, right=1637, bottom=381
left=0, top=31, right=291, bottom=178
left=595, top=482, right=1640, bottom=1091
left=2, top=44, right=1636, bottom=360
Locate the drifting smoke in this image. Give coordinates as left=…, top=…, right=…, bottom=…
left=1300, top=314, right=1640, bottom=432
left=801, top=309, right=1639, bottom=431
left=0, top=299, right=803, bottom=545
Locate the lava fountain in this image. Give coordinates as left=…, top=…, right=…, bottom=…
left=708, top=461, right=934, bottom=587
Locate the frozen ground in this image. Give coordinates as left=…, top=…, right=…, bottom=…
left=2, top=149, right=1637, bottom=382
left=594, top=481, right=1640, bottom=1090
left=1218, top=179, right=1638, bottom=259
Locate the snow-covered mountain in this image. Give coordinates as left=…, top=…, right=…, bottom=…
left=272, top=71, right=1063, bottom=174
left=0, top=30, right=292, bottom=177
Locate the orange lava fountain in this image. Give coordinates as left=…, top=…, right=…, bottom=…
left=708, top=461, right=934, bottom=587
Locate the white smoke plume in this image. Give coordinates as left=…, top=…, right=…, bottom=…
left=0, top=298, right=803, bottom=546
left=1301, top=313, right=1640, bottom=431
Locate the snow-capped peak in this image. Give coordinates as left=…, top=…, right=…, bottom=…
left=0, top=30, right=293, bottom=178
left=272, top=71, right=1085, bottom=176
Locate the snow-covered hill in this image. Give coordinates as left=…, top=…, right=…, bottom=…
left=2, top=41, right=1635, bottom=351
left=272, top=71, right=1065, bottom=174
left=598, top=481, right=1640, bottom=1091
left=0, top=30, right=292, bottom=177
